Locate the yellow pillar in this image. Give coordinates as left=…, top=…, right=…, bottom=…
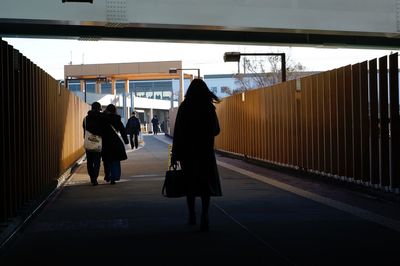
left=95, top=81, right=101, bottom=94
left=111, top=79, right=116, bottom=95
left=125, top=80, right=129, bottom=93
left=80, top=80, right=85, bottom=92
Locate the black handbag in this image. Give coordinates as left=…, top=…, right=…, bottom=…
left=162, top=165, right=186, bottom=198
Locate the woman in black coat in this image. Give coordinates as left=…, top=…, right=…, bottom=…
left=171, top=78, right=222, bottom=231
left=102, top=104, right=129, bottom=184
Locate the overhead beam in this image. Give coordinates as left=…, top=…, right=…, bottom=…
left=0, top=0, right=399, bottom=48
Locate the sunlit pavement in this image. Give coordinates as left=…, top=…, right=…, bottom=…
left=1, top=135, right=400, bottom=265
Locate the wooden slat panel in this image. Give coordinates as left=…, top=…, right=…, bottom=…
left=301, top=78, right=308, bottom=169
left=389, top=53, right=400, bottom=188
left=311, top=75, right=318, bottom=170
left=277, top=85, right=282, bottom=163
left=256, top=89, right=261, bottom=159
left=9, top=45, right=17, bottom=216
left=260, top=88, right=266, bottom=160
left=0, top=39, right=89, bottom=222
left=344, top=65, right=354, bottom=179
left=14, top=51, right=23, bottom=208
left=330, top=69, right=338, bottom=175
left=288, top=81, right=294, bottom=166
left=295, top=83, right=302, bottom=167
left=360, top=61, right=370, bottom=183
left=337, top=67, right=346, bottom=177
left=324, top=71, right=331, bottom=174
left=282, top=84, right=288, bottom=164
left=266, top=88, right=271, bottom=161
left=352, top=63, right=362, bottom=181
left=0, top=40, right=6, bottom=222
left=306, top=77, right=313, bottom=169
left=379, top=56, right=390, bottom=187
left=272, top=86, right=277, bottom=162
left=318, top=74, right=325, bottom=173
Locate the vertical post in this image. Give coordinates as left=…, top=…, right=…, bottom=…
left=84, top=80, right=87, bottom=103
left=281, top=53, right=286, bottom=82
left=122, top=91, right=126, bottom=124
left=130, top=91, right=134, bottom=115
left=179, top=70, right=184, bottom=104
left=150, top=108, right=154, bottom=133
left=379, top=56, right=389, bottom=187
left=111, top=78, right=116, bottom=95
left=369, top=59, right=379, bottom=185
left=389, top=53, right=400, bottom=189
left=95, top=80, right=100, bottom=94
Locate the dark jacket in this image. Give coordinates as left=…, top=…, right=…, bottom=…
left=102, top=113, right=129, bottom=162
left=126, top=116, right=141, bottom=135
left=172, top=100, right=222, bottom=197
left=83, top=110, right=105, bottom=138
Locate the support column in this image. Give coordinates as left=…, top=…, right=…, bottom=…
left=150, top=108, right=154, bottom=133
left=122, top=91, right=126, bottom=124
left=111, top=79, right=116, bottom=95
left=80, top=80, right=85, bottom=92
left=95, top=80, right=101, bottom=94
left=130, top=91, right=134, bottom=114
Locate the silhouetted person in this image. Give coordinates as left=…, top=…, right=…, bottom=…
left=82, top=102, right=104, bottom=186
left=171, top=78, right=222, bottom=231
left=160, top=121, right=165, bottom=133
left=151, top=115, right=159, bottom=135
left=126, top=111, right=141, bottom=149
left=102, top=104, right=129, bottom=184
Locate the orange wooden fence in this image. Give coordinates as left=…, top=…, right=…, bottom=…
left=1, top=39, right=89, bottom=223
left=216, top=53, right=399, bottom=192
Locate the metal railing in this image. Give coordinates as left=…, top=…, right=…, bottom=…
left=1, top=39, right=89, bottom=223
left=215, top=53, right=399, bottom=192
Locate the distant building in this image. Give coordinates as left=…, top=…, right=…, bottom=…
left=64, top=60, right=320, bottom=132
left=64, top=61, right=193, bottom=133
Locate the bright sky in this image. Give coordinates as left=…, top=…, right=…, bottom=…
left=3, top=37, right=398, bottom=80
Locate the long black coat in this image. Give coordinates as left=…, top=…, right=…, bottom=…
left=126, top=116, right=141, bottom=135
left=172, top=100, right=222, bottom=197
left=102, top=113, right=129, bottom=162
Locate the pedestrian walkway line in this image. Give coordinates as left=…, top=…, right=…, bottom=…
left=217, top=160, right=400, bottom=233
left=213, top=203, right=296, bottom=265
left=153, top=135, right=400, bottom=232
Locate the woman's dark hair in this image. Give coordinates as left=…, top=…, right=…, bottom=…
left=105, top=104, right=117, bottom=114
left=185, top=78, right=220, bottom=103
left=91, top=102, right=101, bottom=111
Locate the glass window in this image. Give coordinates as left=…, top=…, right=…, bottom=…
left=154, top=91, right=162, bottom=99
left=146, top=91, right=154, bottom=99
left=86, top=82, right=96, bottom=93
left=162, top=91, right=172, bottom=100
left=68, top=81, right=80, bottom=92
left=136, top=91, right=146, bottom=98
left=116, top=81, right=125, bottom=94
left=101, top=82, right=112, bottom=94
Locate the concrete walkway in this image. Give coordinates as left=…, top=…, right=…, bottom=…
left=1, top=135, right=400, bottom=265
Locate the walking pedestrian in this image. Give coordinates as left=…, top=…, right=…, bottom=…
left=102, top=104, right=129, bottom=185
left=171, top=78, right=222, bottom=231
left=126, top=111, right=141, bottom=149
left=82, top=102, right=104, bottom=186
left=151, top=115, right=159, bottom=135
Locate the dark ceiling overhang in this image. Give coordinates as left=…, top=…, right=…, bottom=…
left=1, top=19, right=399, bottom=48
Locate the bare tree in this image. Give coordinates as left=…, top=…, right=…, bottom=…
left=233, top=53, right=306, bottom=95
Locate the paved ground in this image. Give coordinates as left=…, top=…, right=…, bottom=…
left=1, top=135, right=400, bottom=265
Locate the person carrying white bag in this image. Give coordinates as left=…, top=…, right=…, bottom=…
left=83, top=102, right=105, bottom=186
